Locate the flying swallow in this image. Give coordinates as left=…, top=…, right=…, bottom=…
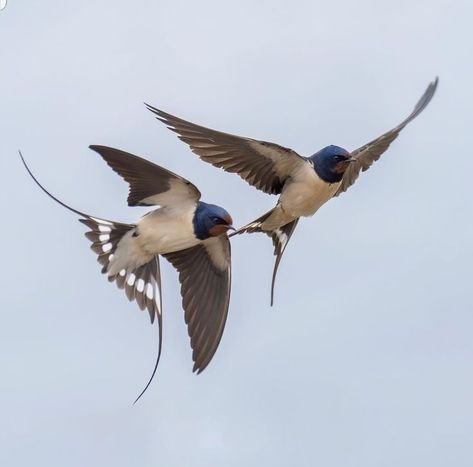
left=20, top=145, right=234, bottom=402
left=146, top=78, right=438, bottom=305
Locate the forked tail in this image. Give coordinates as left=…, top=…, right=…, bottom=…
left=19, top=151, right=162, bottom=403
left=231, top=209, right=299, bottom=306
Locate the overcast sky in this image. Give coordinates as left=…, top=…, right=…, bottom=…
left=1, top=1, right=472, bottom=466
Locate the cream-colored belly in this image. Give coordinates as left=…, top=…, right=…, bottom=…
left=261, top=166, right=339, bottom=231
left=107, top=207, right=199, bottom=277
left=281, top=174, right=338, bottom=217
left=136, top=207, right=200, bottom=255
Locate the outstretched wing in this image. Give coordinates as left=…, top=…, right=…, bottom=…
left=19, top=152, right=163, bottom=402
left=90, top=145, right=201, bottom=207
left=336, top=77, right=438, bottom=196
left=146, top=105, right=306, bottom=195
left=164, top=236, right=231, bottom=373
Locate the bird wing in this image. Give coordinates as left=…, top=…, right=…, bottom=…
left=146, top=105, right=306, bottom=195
left=335, top=77, right=439, bottom=196
left=163, top=235, right=231, bottom=373
left=90, top=145, right=201, bottom=207
left=19, top=152, right=163, bottom=402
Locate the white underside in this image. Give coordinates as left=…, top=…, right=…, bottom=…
left=260, top=162, right=340, bottom=231
left=107, top=204, right=199, bottom=276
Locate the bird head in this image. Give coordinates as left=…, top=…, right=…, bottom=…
left=309, top=145, right=355, bottom=183
left=193, top=202, right=234, bottom=240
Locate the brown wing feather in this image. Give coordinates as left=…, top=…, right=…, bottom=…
left=163, top=236, right=231, bottom=373
left=146, top=105, right=306, bottom=195
left=90, top=145, right=201, bottom=206
left=336, top=77, right=438, bottom=195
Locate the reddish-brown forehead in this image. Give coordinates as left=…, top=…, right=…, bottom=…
left=224, top=214, right=233, bottom=225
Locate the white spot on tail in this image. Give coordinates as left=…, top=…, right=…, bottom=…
left=102, top=243, right=112, bottom=253
left=274, top=230, right=288, bottom=246
left=127, top=273, right=136, bottom=286
left=146, top=283, right=154, bottom=300
left=136, top=278, right=145, bottom=292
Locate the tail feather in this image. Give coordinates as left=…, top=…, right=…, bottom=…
left=231, top=208, right=299, bottom=305
left=19, top=151, right=163, bottom=403
left=78, top=217, right=162, bottom=322
left=269, top=218, right=299, bottom=306
left=79, top=217, right=163, bottom=404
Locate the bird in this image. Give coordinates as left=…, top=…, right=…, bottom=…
left=146, top=77, right=438, bottom=305
left=19, top=145, right=234, bottom=402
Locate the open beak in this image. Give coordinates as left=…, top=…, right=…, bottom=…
left=226, top=224, right=235, bottom=231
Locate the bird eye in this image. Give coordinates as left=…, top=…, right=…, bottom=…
left=211, top=216, right=222, bottom=223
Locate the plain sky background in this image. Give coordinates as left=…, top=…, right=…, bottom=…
left=1, top=1, right=472, bottom=466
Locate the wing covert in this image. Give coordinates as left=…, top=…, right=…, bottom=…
left=90, top=145, right=201, bottom=206
left=146, top=105, right=306, bottom=195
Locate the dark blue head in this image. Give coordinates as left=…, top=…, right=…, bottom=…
left=309, top=145, right=353, bottom=183
left=193, top=201, right=234, bottom=240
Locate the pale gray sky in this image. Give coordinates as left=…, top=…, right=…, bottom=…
left=1, top=1, right=472, bottom=466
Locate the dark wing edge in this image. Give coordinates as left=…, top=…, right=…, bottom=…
left=145, top=104, right=305, bottom=195
left=89, top=145, right=201, bottom=206
left=335, top=77, right=439, bottom=196
left=19, top=152, right=163, bottom=402
left=164, top=236, right=231, bottom=373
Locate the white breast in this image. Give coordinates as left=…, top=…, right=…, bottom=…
left=279, top=162, right=339, bottom=218
left=136, top=205, right=200, bottom=255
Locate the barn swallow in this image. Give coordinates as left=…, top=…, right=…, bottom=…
left=146, top=77, right=438, bottom=305
left=20, top=145, right=234, bottom=402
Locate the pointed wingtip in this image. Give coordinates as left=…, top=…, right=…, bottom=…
left=89, top=144, right=104, bottom=154
left=145, top=102, right=160, bottom=116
